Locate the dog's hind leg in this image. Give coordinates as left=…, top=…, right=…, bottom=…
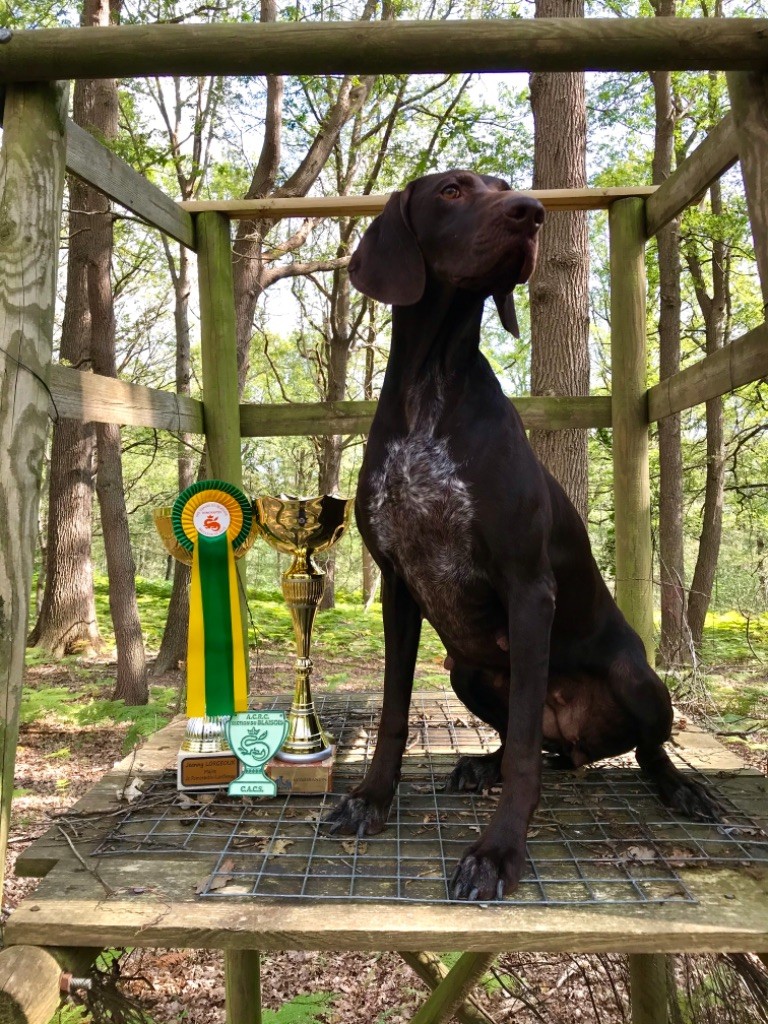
left=607, top=649, right=721, bottom=821
left=447, top=665, right=506, bottom=792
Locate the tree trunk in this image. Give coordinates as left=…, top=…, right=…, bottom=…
left=650, top=0, right=686, bottom=666
left=27, top=19, right=103, bottom=658
left=528, top=0, right=590, bottom=523
left=80, top=0, right=147, bottom=704
left=154, top=242, right=193, bottom=675
left=685, top=175, right=727, bottom=650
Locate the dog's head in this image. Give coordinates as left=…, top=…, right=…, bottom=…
left=348, top=170, right=544, bottom=337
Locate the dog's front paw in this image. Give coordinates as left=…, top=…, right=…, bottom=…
left=322, top=789, right=393, bottom=838
left=664, top=775, right=723, bottom=823
left=450, top=840, right=526, bottom=902
left=447, top=750, right=502, bottom=793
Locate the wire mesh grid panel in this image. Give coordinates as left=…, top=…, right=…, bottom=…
left=90, top=693, right=768, bottom=907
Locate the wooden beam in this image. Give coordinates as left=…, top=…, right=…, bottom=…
left=182, top=187, right=658, bottom=220
left=224, top=950, right=262, bottom=1024
left=197, top=212, right=243, bottom=485
left=1, top=20, right=768, bottom=80
left=0, top=946, right=100, bottom=1024
left=629, top=954, right=668, bottom=1024
left=610, top=199, right=654, bottom=661
left=647, top=323, right=768, bottom=421
left=727, top=71, right=768, bottom=313
left=0, top=82, right=68, bottom=910
left=47, top=364, right=204, bottom=433
left=645, top=114, right=739, bottom=238
left=399, top=952, right=496, bottom=1024
left=239, top=396, right=612, bottom=437
left=66, top=119, right=195, bottom=249
left=409, top=953, right=495, bottom=1024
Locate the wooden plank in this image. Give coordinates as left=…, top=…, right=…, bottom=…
left=610, top=199, right=654, bottom=661
left=5, top=855, right=768, bottom=954
left=727, top=72, right=768, bottom=312
left=181, top=188, right=658, bottom=220
left=65, top=119, right=195, bottom=250
left=197, top=212, right=243, bottom=485
left=645, top=114, right=739, bottom=238
left=239, top=396, right=612, bottom=437
left=48, top=364, right=205, bottom=433
left=2, top=20, right=768, bottom=79
left=0, top=946, right=100, bottom=1024
left=646, top=323, right=768, bottom=422
left=629, top=954, right=668, bottom=1024
left=409, top=953, right=495, bottom=1024
left=225, top=949, right=262, bottom=1024
left=0, top=82, right=68, bottom=901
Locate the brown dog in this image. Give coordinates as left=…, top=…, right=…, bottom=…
left=324, top=170, right=717, bottom=901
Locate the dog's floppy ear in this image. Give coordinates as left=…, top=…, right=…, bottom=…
left=348, top=186, right=426, bottom=306
left=494, top=291, right=520, bottom=338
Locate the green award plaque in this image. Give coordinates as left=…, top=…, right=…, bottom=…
left=226, top=711, right=289, bottom=797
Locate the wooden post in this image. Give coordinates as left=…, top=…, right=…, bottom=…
left=610, top=200, right=666, bottom=1023
left=0, top=946, right=99, bottom=1024
left=399, top=952, right=495, bottom=1024
left=224, top=949, right=262, bottom=1024
left=0, top=82, right=68, bottom=899
left=407, top=952, right=494, bottom=1024
left=726, top=72, right=768, bottom=314
left=609, top=198, right=654, bottom=661
left=629, top=953, right=668, bottom=1024
left=196, top=211, right=243, bottom=486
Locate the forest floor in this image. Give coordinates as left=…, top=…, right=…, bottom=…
left=3, top=599, right=768, bottom=1024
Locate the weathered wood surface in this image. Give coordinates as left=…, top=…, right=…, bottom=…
left=224, top=949, right=262, bottom=1024
left=647, top=322, right=768, bottom=422
left=609, top=200, right=654, bottom=661
left=0, top=946, right=100, bottom=1024
left=240, top=396, right=612, bottom=437
left=629, top=954, right=668, bottom=1024
left=2, top=20, right=768, bottom=81
left=727, top=72, right=768, bottom=312
left=181, top=188, right=658, bottom=220
left=398, top=952, right=495, bottom=1024
left=7, top=702, right=767, bottom=956
left=66, top=119, right=195, bottom=249
left=645, top=114, right=739, bottom=239
left=409, top=953, right=496, bottom=1024
left=0, top=82, right=68, bottom=901
left=48, top=363, right=204, bottom=432
left=197, top=212, right=244, bottom=485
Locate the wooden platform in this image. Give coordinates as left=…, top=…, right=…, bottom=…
left=6, top=694, right=768, bottom=956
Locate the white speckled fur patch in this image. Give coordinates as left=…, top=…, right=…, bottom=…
left=368, top=434, right=477, bottom=633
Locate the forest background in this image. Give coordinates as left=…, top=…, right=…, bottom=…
left=2, top=0, right=768, bottom=1021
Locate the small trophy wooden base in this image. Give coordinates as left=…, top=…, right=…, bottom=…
left=177, top=749, right=241, bottom=792
left=266, top=747, right=335, bottom=795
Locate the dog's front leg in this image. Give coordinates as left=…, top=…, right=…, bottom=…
left=451, top=573, right=555, bottom=901
left=323, top=570, right=422, bottom=837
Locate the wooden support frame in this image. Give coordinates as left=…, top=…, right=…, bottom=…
left=645, top=113, right=739, bottom=239
left=0, top=81, right=68, bottom=902
left=224, top=949, right=262, bottom=1024
left=727, top=71, right=768, bottom=312
left=2, top=19, right=768, bottom=80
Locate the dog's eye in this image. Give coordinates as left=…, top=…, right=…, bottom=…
left=441, top=184, right=461, bottom=199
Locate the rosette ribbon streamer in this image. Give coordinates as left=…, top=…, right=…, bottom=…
left=169, top=481, right=255, bottom=718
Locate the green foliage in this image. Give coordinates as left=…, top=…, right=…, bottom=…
left=262, top=991, right=336, bottom=1024
left=20, top=682, right=178, bottom=752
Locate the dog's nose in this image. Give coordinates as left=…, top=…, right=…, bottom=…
left=505, top=196, right=545, bottom=232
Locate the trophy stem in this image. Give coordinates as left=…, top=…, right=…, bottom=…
left=277, top=550, right=333, bottom=762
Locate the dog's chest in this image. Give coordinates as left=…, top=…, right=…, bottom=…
left=366, top=434, right=478, bottom=623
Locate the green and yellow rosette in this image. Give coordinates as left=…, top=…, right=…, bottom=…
left=171, top=481, right=252, bottom=719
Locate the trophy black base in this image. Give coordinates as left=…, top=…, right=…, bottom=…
left=265, top=747, right=335, bottom=795
left=177, top=750, right=241, bottom=792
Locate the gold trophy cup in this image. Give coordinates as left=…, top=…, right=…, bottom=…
left=254, top=494, right=353, bottom=762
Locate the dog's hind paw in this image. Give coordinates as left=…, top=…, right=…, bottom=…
left=446, top=750, right=503, bottom=794
left=322, top=790, right=392, bottom=838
